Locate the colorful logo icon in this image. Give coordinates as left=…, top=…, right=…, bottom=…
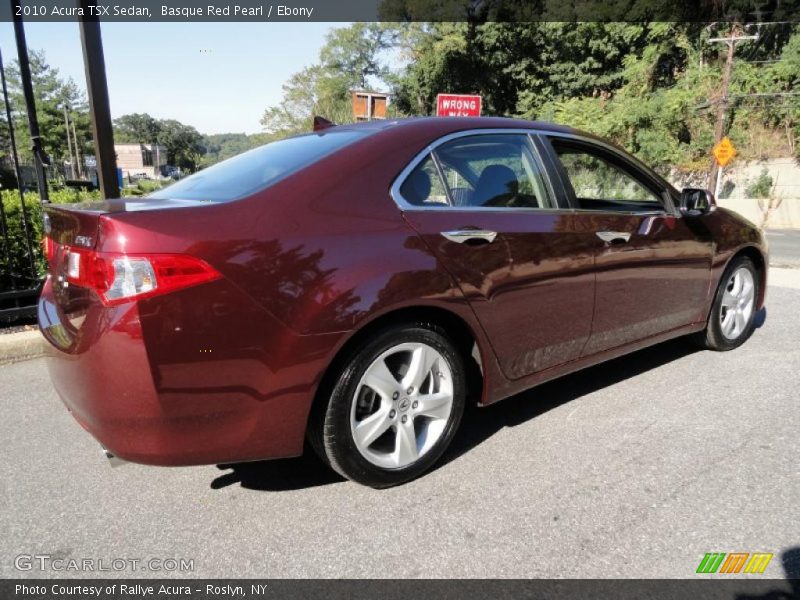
left=696, top=552, right=773, bottom=574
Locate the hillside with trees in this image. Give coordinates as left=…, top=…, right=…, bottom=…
left=261, top=22, right=799, bottom=178
left=2, top=23, right=795, bottom=181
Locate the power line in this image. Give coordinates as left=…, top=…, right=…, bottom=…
left=744, top=21, right=798, bottom=27
left=730, top=92, right=800, bottom=98
left=692, top=92, right=800, bottom=111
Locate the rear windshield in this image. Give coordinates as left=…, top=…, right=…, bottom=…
left=149, top=129, right=369, bottom=202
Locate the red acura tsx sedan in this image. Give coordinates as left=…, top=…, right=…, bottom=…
left=39, top=117, right=767, bottom=487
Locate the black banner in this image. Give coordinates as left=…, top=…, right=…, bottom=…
left=0, top=0, right=798, bottom=23
left=2, top=579, right=799, bottom=600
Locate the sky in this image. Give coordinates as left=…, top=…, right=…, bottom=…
left=0, top=22, right=337, bottom=134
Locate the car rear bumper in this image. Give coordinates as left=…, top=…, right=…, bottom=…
left=38, top=276, right=339, bottom=466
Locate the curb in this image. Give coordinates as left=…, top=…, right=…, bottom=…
left=0, top=330, right=46, bottom=365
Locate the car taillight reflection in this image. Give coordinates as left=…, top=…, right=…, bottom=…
left=43, top=236, right=56, bottom=264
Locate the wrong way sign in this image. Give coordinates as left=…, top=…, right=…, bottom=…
left=436, top=94, right=482, bottom=117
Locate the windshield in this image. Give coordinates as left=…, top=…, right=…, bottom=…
left=149, top=129, right=369, bottom=202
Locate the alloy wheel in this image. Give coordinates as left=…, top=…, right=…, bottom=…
left=349, top=342, right=454, bottom=469
left=719, top=267, right=755, bottom=340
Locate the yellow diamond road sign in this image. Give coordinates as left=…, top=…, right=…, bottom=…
left=713, top=136, right=737, bottom=167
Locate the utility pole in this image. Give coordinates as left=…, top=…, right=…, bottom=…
left=79, top=1, right=120, bottom=198
left=71, top=118, right=83, bottom=178
left=706, top=23, right=758, bottom=193
left=63, top=105, right=76, bottom=179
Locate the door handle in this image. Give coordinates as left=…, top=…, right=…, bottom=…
left=441, top=229, right=498, bottom=244
left=596, top=231, right=631, bottom=244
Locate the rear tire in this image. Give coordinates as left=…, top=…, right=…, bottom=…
left=309, top=323, right=466, bottom=488
left=695, top=256, right=759, bottom=351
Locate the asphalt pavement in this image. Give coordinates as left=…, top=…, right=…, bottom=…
left=766, top=229, right=800, bottom=268
left=1, top=274, right=798, bottom=579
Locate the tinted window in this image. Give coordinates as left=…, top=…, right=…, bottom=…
left=398, top=155, right=449, bottom=206
left=149, top=130, right=369, bottom=202
left=399, top=134, right=550, bottom=209
left=551, top=141, right=662, bottom=209
left=438, top=134, right=549, bottom=208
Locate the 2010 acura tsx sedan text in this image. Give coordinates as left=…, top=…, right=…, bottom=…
left=39, top=117, right=767, bottom=487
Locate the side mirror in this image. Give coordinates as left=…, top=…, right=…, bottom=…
left=679, top=188, right=715, bottom=215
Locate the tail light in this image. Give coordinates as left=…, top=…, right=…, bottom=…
left=63, top=248, right=221, bottom=306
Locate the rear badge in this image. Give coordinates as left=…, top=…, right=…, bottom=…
left=74, top=235, right=94, bottom=248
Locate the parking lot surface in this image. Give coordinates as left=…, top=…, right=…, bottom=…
left=1, top=276, right=798, bottom=579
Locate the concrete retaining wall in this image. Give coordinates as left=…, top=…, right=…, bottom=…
left=672, top=158, right=800, bottom=230
left=716, top=197, right=800, bottom=229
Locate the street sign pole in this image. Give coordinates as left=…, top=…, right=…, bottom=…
left=79, top=2, right=120, bottom=199
left=711, top=137, right=737, bottom=193
left=715, top=165, right=724, bottom=200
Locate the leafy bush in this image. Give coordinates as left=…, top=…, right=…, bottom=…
left=745, top=168, right=774, bottom=199
left=1, top=189, right=101, bottom=286
left=118, top=178, right=170, bottom=197
left=135, top=178, right=169, bottom=194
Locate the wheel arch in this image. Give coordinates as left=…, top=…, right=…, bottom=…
left=725, top=244, right=768, bottom=310
left=306, top=304, right=488, bottom=437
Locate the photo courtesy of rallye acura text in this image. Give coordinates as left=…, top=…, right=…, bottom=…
left=39, top=116, right=767, bottom=488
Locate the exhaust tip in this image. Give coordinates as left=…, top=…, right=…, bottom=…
left=102, top=447, right=127, bottom=468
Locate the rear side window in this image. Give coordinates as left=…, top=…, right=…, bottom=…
left=398, top=155, right=449, bottom=205
left=149, top=130, right=369, bottom=202
left=397, top=133, right=551, bottom=209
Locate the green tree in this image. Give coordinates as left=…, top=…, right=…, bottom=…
left=113, top=113, right=161, bottom=144
left=200, top=132, right=271, bottom=166
left=388, top=22, right=798, bottom=174
left=113, top=113, right=204, bottom=171
left=4, top=49, right=91, bottom=171
left=260, top=23, right=394, bottom=137
left=156, top=119, right=203, bottom=171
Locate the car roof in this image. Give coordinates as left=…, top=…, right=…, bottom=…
left=328, top=116, right=611, bottom=153
left=332, top=116, right=576, bottom=136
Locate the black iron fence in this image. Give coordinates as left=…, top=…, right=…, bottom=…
left=0, top=170, right=42, bottom=322
left=0, top=202, right=41, bottom=323
left=0, top=160, right=76, bottom=323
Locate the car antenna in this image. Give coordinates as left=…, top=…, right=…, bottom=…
left=313, top=116, right=336, bottom=131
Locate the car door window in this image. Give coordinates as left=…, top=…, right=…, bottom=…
left=398, top=134, right=552, bottom=209
left=398, top=155, right=450, bottom=206
left=550, top=140, right=663, bottom=212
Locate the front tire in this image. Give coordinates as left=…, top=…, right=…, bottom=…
left=697, top=256, right=759, bottom=351
left=310, top=323, right=466, bottom=488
